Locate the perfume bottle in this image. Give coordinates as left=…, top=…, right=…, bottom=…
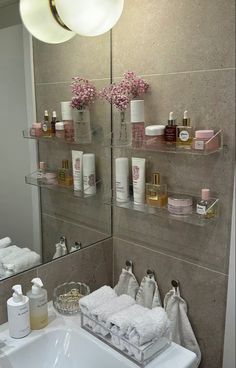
left=164, top=112, right=177, bottom=144
left=196, top=189, right=217, bottom=218
left=131, top=100, right=145, bottom=148
left=42, top=110, right=52, bottom=137
left=58, top=160, right=73, bottom=186
left=51, top=111, right=57, bottom=136
left=176, top=110, right=193, bottom=149
left=146, top=173, right=167, bottom=207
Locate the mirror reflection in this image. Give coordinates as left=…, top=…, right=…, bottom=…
left=0, top=0, right=112, bottom=280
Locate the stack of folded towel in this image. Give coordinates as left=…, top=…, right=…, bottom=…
left=79, top=286, right=170, bottom=360
left=0, top=245, right=41, bottom=279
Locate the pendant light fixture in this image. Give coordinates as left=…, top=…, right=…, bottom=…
left=20, top=0, right=124, bottom=44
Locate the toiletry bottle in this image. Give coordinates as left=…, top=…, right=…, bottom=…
left=132, top=157, right=146, bottom=204
left=42, top=110, right=52, bottom=137
left=7, top=284, right=31, bottom=339
left=146, top=173, right=168, bottom=207
left=83, top=153, right=96, bottom=195
left=37, top=161, right=47, bottom=183
left=61, top=101, right=74, bottom=142
left=176, top=110, right=193, bottom=149
left=115, top=158, right=129, bottom=203
left=72, top=150, right=83, bottom=191
left=196, top=189, right=217, bottom=218
left=27, top=278, right=48, bottom=330
left=51, top=111, right=57, bottom=136
left=131, top=100, right=145, bottom=148
left=58, top=159, right=73, bottom=186
left=55, top=122, right=65, bottom=139
left=164, top=112, right=177, bottom=144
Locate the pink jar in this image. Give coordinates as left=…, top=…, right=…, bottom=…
left=192, top=130, right=217, bottom=151
left=55, top=122, right=65, bottom=139
left=145, top=125, right=165, bottom=148
left=30, top=123, right=42, bottom=138
left=168, top=195, right=193, bottom=215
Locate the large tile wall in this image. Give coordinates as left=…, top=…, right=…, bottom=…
left=33, top=33, right=112, bottom=260
left=112, top=1, right=235, bottom=367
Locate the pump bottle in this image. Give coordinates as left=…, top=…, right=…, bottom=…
left=7, top=284, right=30, bottom=338
left=27, top=278, right=48, bottom=330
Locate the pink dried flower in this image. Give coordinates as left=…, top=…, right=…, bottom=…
left=123, top=71, right=150, bottom=98
left=71, top=77, right=97, bottom=109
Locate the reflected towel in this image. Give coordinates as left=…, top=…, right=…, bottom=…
left=136, top=275, right=162, bottom=308
left=114, top=268, right=139, bottom=299
left=4, top=250, right=41, bottom=274
left=0, top=237, right=12, bottom=249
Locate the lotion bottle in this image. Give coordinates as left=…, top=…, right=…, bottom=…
left=7, top=284, right=30, bottom=339
left=27, top=278, right=48, bottom=330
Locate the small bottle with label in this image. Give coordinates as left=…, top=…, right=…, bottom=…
left=164, top=112, right=177, bottom=144
left=42, top=110, right=52, bottom=137
left=176, top=110, right=193, bottom=149
left=51, top=111, right=57, bottom=136
left=27, top=278, right=48, bottom=330
left=146, top=173, right=168, bottom=207
left=7, top=284, right=31, bottom=338
left=58, top=159, right=73, bottom=186
left=196, top=189, right=217, bottom=219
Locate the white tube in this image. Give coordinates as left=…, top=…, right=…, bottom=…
left=115, top=158, right=129, bottom=203
left=132, top=158, right=146, bottom=204
left=83, top=154, right=96, bottom=195
left=72, top=150, right=83, bottom=191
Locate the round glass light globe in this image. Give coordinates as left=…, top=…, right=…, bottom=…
left=19, top=0, right=76, bottom=44
left=55, top=0, right=124, bottom=37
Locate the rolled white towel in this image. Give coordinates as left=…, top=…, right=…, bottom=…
left=3, top=250, right=41, bottom=274
left=129, top=307, right=170, bottom=347
left=0, top=237, right=12, bottom=249
left=79, top=286, right=116, bottom=317
left=109, top=304, right=146, bottom=337
left=0, top=245, right=21, bottom=260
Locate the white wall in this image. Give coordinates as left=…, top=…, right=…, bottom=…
left=0, top=24, right=41, bottom=254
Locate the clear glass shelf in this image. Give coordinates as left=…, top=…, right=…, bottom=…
left=23, top=126, right=104, bottom=145
left=105, top=193, right=219, bottom=227
left=25, top=171, right=102, bottom=200
left=109, top=129, right=223, bottom=156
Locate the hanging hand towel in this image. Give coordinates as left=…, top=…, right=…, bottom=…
left=136, top=272, right=162, bottom=308
left=114, top=268, right=139, bottom=299
left=164, top=286, right=201, bottom=367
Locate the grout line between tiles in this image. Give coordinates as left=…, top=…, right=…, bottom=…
left=35, top=77, right=111, bottom=86
left=113, top=236, right=229, bottom=277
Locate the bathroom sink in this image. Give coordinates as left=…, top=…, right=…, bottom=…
left=0, top=306, right=197, bottom=368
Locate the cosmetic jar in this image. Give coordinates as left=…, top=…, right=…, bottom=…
left=30, top=123, right=42, bottom=138
left=168, top=195, right=193, bottom=215
left=45, top=172, right=57, bottom=185
left=145, top=125, right=165, bottom=148
left=55, top=122, right=65, bottom=139
left=192, top=129, right=215, bottom=150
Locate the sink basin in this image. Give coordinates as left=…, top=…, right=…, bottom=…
left=0, top=305, right=197, bottom=368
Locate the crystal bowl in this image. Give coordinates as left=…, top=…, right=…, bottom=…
left=53, top=282, right=90, bottom=315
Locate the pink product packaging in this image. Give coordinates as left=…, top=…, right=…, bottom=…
left=131, top=100, right=145, bottom=148
left=192, top=129, right=218, bottom=151
left=168, top=195, right=193, bottom=216
left=30, top=123, right=42, bottom=138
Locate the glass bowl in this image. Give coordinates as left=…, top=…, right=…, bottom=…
left=53, top=282, right=90, bottom=315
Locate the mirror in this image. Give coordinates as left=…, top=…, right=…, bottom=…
left=0, top=0, right=112, bottom=280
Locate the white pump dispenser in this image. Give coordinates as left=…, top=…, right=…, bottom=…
left=27, top=278, right=48, bottom=330
left=7, top=284, right=30, bottom=338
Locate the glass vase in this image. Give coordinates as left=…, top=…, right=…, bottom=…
left=73, top=108, right=92, bottom=144
left=119, top=111, right=128, bottom=145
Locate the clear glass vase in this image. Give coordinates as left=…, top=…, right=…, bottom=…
left=119, top=111, right=128, bottom=145
left=73, top=108, right=92, bottom=143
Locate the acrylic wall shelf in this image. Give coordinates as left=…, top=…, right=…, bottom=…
left=109, top=130, right=223, bottom=156
left=23, top=126, right=104, bottom=145
left=105, top=193, right=219, bottom=227
left=25, top=171, right=102, bottom=200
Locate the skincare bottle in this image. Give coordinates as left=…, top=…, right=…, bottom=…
left=115, top=158, right=129, bottom=203
left=55, top=122, right=65, bottom=139
left=72, top=150, right=83, bottom=191
left=58, top=159, right=73, bottom=186
left=196, top=189, right=217, bottom=218
left=27, top=278, right=48, bottom=330
left=51, top=111, right=57, bottom=136
left=132, top=157, right=146, bottom=204
left=61, top=101, right=74, bottom=142
left=7, top=284, right=30, bottom=339
left=131, top=100, right=145, bottom=148
left=146, top=173, right=168, bottom=207
left=42, top=110, right=52, bottom=137
left=30, top=123, right=42, bottom=138
left=164, top=112, right=177, bottom=144
left=176, top=110, right=193, bottom=149
left=37, top=161, right=47, bottom=183
left=83, top=153, right=96, bottom=195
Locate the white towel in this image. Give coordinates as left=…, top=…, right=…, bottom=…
left=136, top=275, right=162, bottom=308
left=129, top=307, right=170, bottom=346
left=4, top=250, right=41, bottom=274
left=0, top=237, right=11, bottom=249
left=164, top=287, right=201, bottom=366
left=109, top=304, right=145, bottom=337
left=114, top=268, right=139, bottom=299
left=79, top=286, right=116, bottom=316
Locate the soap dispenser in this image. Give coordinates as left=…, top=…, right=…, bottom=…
left=7, top=284, right=30, bottom=339
left=27, top=278, right=48, bottom=330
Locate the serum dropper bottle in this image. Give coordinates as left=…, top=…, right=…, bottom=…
left=176, top=110, right=193, bottom=149
left=164, top=112, right=177, bottom=144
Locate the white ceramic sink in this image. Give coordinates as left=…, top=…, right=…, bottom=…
left=0, top=305, right=197, bottom=368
